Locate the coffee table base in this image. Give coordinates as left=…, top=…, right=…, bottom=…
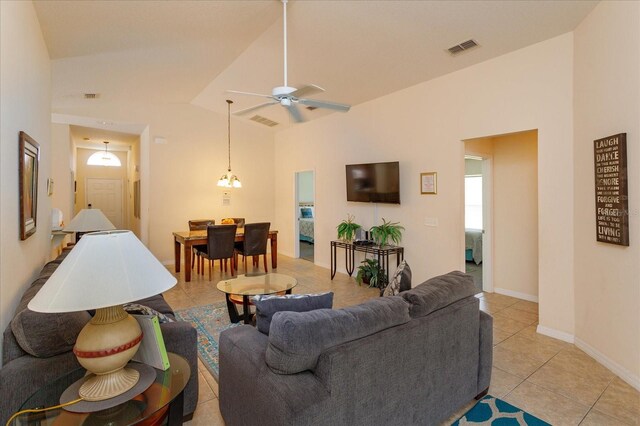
left=225, top=289, right=292, bottom=324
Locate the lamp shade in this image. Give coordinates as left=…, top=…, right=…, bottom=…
left=29, top=230, right=176, bottom=313
left=64, top=209, right=116, bottom=232
left=87, top=151, right=122, bottom=167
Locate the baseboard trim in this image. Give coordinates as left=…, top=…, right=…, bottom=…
left=536, top=325, right=575, bottom=343
left=494, top=287, right=538, bottom=303
left=574, top=337, right=640, bottom=392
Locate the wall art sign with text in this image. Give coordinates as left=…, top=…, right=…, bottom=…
left=594, top=133, right=628, bottom=246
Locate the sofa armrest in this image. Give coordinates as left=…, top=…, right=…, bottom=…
left=160, top=320, right=198, bottom=418
left=0, top=352, right=80, bottom=426
left=219, top=325, right=330, bottom=426
left=478, top=310, right=493, bottom=393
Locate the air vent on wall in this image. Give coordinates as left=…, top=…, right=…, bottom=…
left=447, top=39, right=479, bottom=55
left=83, top=93, right=100, bottom=99
left=250, top=115, right=279, bottom=127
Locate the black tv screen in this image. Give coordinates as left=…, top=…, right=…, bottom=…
left=346, top=161, right=400, bottom=204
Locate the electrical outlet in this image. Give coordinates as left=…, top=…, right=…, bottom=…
left=424, top=217, right=438, bottom=227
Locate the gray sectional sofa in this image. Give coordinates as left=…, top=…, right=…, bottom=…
left=219, top=271, right=493, bottom=426
left=0, top=249, right=199, bottom=424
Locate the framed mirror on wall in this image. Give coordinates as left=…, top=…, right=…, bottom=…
left=19, top=131, right=40, bottom=240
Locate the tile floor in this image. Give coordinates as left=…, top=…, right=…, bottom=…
left=163, top=255, right=640, bottom=426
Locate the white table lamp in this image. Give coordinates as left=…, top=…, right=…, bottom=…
left=64, top=209, right=116, bottom=233
left=28, top=230, right=177, bottom=401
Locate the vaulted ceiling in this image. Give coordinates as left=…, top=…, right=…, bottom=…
left=34, top=0, right=598, bottom=130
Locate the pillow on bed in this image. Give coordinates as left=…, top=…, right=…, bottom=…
left=300, top=207, right=313, bottom=218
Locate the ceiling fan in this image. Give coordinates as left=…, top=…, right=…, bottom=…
left=228, top=0, right=350, bottom=123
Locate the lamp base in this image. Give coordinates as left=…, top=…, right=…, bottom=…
left=61, top=362, right=156, bottom=413
left=79, top=366, right=140, bottom=401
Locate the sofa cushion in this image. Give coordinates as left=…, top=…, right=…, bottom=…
left=265, top=296, right=410, bottom=374
left=400, top=271, right=477, bottom=318
left=253, top=292, right=333, bottom=335
left=11, top=278, right=91, bottom=358
left=383, top=260, right=412, bottom=296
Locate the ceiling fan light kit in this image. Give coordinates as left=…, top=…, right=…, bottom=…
left=228, top=0, right=351, bottom=123
left=217, top=99, right=242, bottom=189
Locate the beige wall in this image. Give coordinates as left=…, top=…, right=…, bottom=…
left=51, top=124, right=74, bottom=224
left=573, top=1, right=640, bottom=386
left=50, top=103, right=276, bottom=263
left=274, top=34, right=574, bottom=337
left=128, top=139, right=141, bottom=237
left=493, top=131, right=538, bottom=300
left=0, top=1, right=52, bottom=363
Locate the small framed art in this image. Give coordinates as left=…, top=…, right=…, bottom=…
left=420, top=172, right=437, bottom=195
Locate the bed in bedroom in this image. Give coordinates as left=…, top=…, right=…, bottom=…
left=299, top=205, right=314, bottom=243
left=465, top=228, right=483, bottom=264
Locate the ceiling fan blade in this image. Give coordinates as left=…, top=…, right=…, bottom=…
left=233, top=101, right=278, bottom=116
left=286, top=104, right=305, bottom=123
left=226, top=89, right=274, bottom=99
left=298, top=98, right=351, bottom=112
left=290, top=84, right=325, bottom=99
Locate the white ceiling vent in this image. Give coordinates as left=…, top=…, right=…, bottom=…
left=83, top=93, right=100, bottom=99
left=250, top=115, right=279, bottom=127
left=447, top=39, right=479, bottom=55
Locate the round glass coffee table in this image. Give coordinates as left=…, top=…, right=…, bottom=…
left=217, top=273, right=298, bottom=324
left=13, top=352, right=190, bottom=426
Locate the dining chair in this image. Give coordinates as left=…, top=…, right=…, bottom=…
left=189, top=219, right=215, bottom=274
left=198, top=224, right=237, bottom=281
left=234, top=222, right=270, bottom=273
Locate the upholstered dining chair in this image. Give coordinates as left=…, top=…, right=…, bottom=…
left=198, top=224, right=237, bottom=280
left=234, top=222, right=270, bottom=273
left=189, top=219, right=215, bottom=274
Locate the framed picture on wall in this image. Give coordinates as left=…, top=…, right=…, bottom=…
left=19, top=131, right=40, bottom=240
left=420, top=172, right=437, bottom=195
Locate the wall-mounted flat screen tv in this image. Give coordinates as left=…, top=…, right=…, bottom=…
left=346, top=161, right=400, bottom=204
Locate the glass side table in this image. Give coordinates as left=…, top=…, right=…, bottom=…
left=13, top=352, right=190, bottom=426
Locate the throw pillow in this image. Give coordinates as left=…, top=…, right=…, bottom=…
left=123, top=303, right=175, bottom=323
left=383, top=260, right=412, bottom=297
left=11, top=278, right=91, bottom=358
left=253, top=292, right=333, bottom=335
left=300, top=208, right=313, bottom=218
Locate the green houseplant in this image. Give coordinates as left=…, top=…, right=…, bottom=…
left=336, top=214, right=362, bottom=241
left=355, top=258, right=388, bottom=289
left=369, top=218, right=404, bottom=247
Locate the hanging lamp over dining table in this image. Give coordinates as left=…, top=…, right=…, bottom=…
left=217, top=99, right=242, bottom=188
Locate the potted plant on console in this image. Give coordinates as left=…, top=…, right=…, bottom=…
left=336, top=214, right=362, bottom=242
left=369, top=218, right=404, bottom=247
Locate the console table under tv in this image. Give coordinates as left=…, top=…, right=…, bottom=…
left=330, top=240, right=404, bottom=282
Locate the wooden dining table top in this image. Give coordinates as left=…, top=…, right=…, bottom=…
left=172, top=228, right=278, bottom=242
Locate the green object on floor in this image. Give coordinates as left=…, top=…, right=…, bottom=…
left=175, top=302, right=239, bottom=380
left=453, top=395, right=551, bottom=425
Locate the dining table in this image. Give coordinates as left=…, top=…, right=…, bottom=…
left=172, top=228, right=278, bottom=282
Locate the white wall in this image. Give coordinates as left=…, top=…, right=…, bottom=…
left=573, top=1, right=640, bottom=387
left=493, top=131, right=538, bottom=300
left=50, top=102, right=276, bottom=263
left=0, top=1, right=51, bottom=363
left=274, top=34, right=574, bottom=337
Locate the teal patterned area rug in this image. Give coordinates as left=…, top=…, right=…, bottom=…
left=175, top=302, right=239, bottom=381
left=453, top=395, right=551, bottom=425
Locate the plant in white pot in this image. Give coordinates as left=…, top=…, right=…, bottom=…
left=336, top=214, right=362, bottom=242
left=369, top=218, right=404, bottom=247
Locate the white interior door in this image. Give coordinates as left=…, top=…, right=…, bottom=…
left=86, top=178, right=123, bottom=229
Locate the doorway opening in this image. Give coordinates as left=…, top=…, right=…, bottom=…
left=295, top=170, right=315, bottom=262
left=71, top=125, right=140, bottom=234
left=464, top=130, right=539, bottom=303
left=464, top=156, right=486, bottom=292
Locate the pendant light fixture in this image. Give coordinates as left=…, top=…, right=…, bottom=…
left=217, top=100, right=242, bottom=188
left=87, top=141, right=121, bottom=167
